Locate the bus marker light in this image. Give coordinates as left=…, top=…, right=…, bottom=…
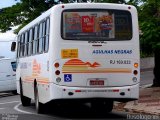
left=62, top=5, right=65, bottom=8
left=128, top=6, right=131, bottom=9
left=55, top=70, right=60, bottom=75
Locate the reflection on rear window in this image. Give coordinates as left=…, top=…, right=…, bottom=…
left=62, top=9, right=132, bottom=41
left=11, top=62, right=16, bottom=72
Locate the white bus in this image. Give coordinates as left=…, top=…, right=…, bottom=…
left=0, top=58, right=17, bottom=94
left=13, top=3, right=139, bottom=113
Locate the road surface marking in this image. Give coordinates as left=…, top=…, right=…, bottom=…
left=14, top=103, right=35, bottom=114
left=0, top=101, right=20, bottom=105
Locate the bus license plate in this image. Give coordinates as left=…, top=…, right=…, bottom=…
left=90, top=80, right=104, bottom=85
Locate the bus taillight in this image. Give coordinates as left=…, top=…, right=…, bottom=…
left=54, top=62, right=60, bottom=68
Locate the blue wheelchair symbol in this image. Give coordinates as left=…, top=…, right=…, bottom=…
left=64, top=74, right=72, bottom=82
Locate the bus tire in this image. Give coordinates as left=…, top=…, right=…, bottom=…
left=20, top=80, right=31, bottom=106
left=91, top=100, right=113, bottom=113
left=34, top=84, right=44, bottom=114
left=12, top=90, right=18, bottom=95
left=104, top=100, right=113, bottom=113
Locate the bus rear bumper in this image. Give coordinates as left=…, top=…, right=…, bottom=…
left=51, top=83, right=139, bottom=101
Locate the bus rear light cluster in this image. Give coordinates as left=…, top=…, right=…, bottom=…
left=54, top=62, right=61, bottom=83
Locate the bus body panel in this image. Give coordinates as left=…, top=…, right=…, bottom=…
left=51, top=44, right=139, bottom=87
left=16, top=53, right=51, bottom=103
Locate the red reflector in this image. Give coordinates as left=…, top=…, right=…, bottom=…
left=75, top=90, right=81, bottom=92
left=133, top=70, right=138, bottom=75
left=113, top=89, right=119, bottom=92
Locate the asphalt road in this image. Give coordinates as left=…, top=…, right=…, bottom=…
left=140, top=71, right=153, bottom=86
left=0, top=70, right=154, bottom=120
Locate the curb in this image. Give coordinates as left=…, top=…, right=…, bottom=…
left=140, top=84, right=152, bottom=88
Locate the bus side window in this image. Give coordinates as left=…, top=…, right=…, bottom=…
left=17, top=35, right=21, bottom=58
left=20, top=34, right=25, bottom=57
left=22, top=33, right=25, bottom=57
left=38, top=22, right=43, bottom=53
left=19, top=35, right=22, bottom=57
left=42, top=21, right=46, bottom=52
left=25, top=31, right=29, bottom=56
left=28, top=28, right=34, bottom=56
left=33, top=25, right=38, bottom=55
left=44, top=18, right=50, bottom=52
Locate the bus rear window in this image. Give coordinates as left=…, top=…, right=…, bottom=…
left=62, top=9, right=132, bottom=41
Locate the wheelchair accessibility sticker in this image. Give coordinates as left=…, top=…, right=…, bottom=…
left=64, top=74, right=72, bottom=82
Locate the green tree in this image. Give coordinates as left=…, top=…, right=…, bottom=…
left=0, top=0, right=56, bottom=33
left=0, top=3, right=23, bottom=32
left=138, top=0, right=160, bottom=86
left=101, top=0, right=126, bottom=3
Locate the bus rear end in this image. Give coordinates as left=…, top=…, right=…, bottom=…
left=51, top=3, right=139, bottom=111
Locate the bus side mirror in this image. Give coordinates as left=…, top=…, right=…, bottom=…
left=11, top=42, right=16, bottom=52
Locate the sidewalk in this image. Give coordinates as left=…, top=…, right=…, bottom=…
left=114, top=87, right=160, bottom=115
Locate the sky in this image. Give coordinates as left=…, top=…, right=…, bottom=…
left=0, top=0, right=20, bottom=58
left=0, top=0, right=20, bottom=9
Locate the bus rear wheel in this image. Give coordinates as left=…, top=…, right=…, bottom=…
left=34, top=84, right=44, bottom=114
left=20, top=80, right=31, bottom=106
left=91, top=100, right=113, bottom=113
